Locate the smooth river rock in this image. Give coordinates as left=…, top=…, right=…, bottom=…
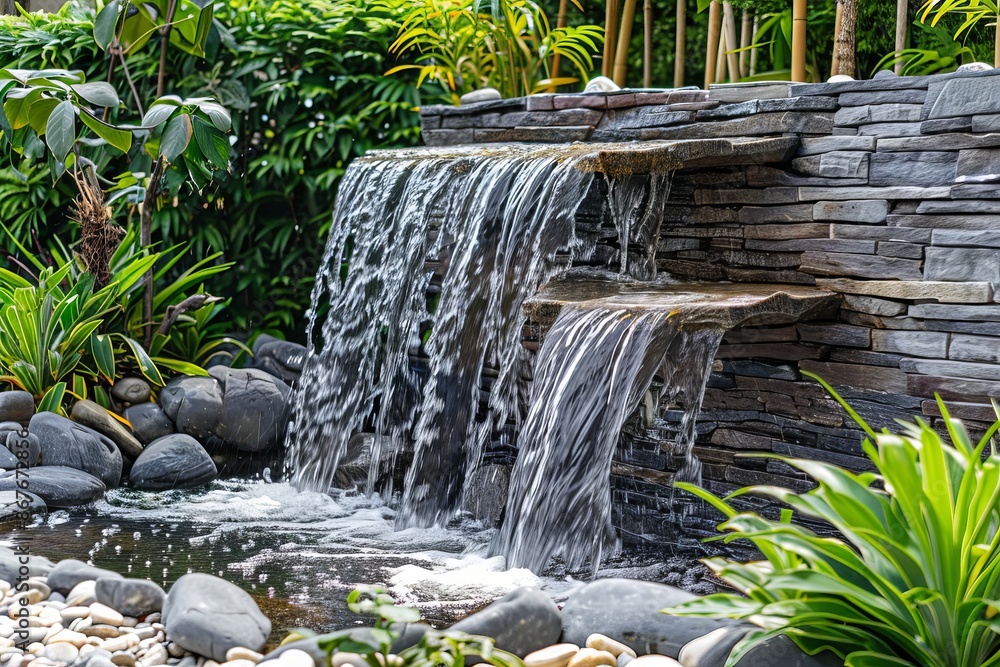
left=124, top=402, right=175, bottom=444
left=71, top=399, right=144, bottom=459
left=209, top=367, right=291, bottom=452
left=110, top=378, right=152, bottom=405
left=560, top=580, right=740, bottom=658
left=95, top=576, right=166, bottom=616
left=4, top=428, right=40, bottom=467
left=47, top=559, right=123, bottom=595
left=159, top=376, right=224, bottom=441
left=252, top=337, right=306, bottom=384
left=0, top=391, right=34, bottom=423
left=679, top=631, right=842, bottom=667
left=30, top=412, right=122, bottom=487
left=0, top=466, right=106, bottom=508
left=129, top=434, right=217, bottom=490
left=451, top=586, right=562, bottom=657
left=0, top=548, right=53, bottom=584
left=162, top=573, right=271, bottom=660
left=0, top=489, right=46, bottom=521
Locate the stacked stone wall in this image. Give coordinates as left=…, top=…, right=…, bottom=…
left=420, top=70, right=1000, bottom=549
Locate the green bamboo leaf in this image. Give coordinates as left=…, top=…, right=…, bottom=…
left=37, top=382, right=66, bottom=414
left=90, top=333, right=115, bottom=383
left=122, top=336, right=164, bottom=386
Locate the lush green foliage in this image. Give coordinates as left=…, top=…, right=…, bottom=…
left=875, top=22, right=977, bottom=76
left=0, top=224, right=239, bottom=411
left=0, top=0, right=426, bottom=339
left=738, top=1, right=837, bottom=82
left=383, top=0, right=603, bottom=103
left=920, top=0, right=1000, bottom=43
left=310, top=586, right=523, bottom=667
left=667, top=375, right=1000, bottom=667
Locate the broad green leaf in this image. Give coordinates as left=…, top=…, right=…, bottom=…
left=72, top=82, right=121, bottom=108
left=44, top=100, right=76, bottom=161
left=159, top=113, right=192, bottom=162
left=191, top=116, right=229, bottom=169
left=122, top=336, right=164, bottom=386
left=141, top=102, right=177, bottom=129
left=37, top=382, right=66, bottom=414
left=94, top=0, right=120, bottom=51
left=90, top=333, right=115, bottom=382
left=79, top=109, right=132, bottom=153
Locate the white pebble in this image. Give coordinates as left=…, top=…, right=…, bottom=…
left=47, top=629, right=87, bottom=648
left=101, top=637, right=131, bottom=653
left=331, top=653, right=366, bottom=667
left=586, top=636, right=635, bottom=660
left=220, top=661, right=256, bottom=667
left=89, top=604, right=125, bottom=627
left=567, top=649, right=616, bottom=667
left=275, top=650, right=314, bottom=667
left=524, top=644, right=580, bottom=667
left=225, top=648, right=261, bottom=664
left=166, top=643, right=185, bottom=659
left=625, top=657, right=681, bottom=667
left=42, top=643, right=78, bottom=664
left=59, top=607, right=90, bottom=623
left=143, top=644, right=168, bottom=666
left=111, top=651, right=136, bottom=666
left=65, top=583, right=96, bottom=608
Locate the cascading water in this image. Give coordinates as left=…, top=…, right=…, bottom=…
left=489, top=303, right=722, bottom=573
left=288, top=146, right=596, bottom=522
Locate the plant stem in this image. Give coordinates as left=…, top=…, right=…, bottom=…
left=157, top=0, right=178, bottom=97
left=141, top=157, right=165, bottom=348
left=674, top=0, right=686, bottom=87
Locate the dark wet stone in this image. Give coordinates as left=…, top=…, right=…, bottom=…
left=262, top=625, right=429, bottom=666
left=0, top=466, right=105, bottom=509
left=46, top=559, right=123, bottom=594
left=209, top=367, right=291, bottom=452
left=129, top=434, right=217, bottom=490
left=30, top=412, right=122, bottom=487
left=560, top=579, right=739, bottom=658
left=451, top=587, right=560, bottom=657
left=252, top=339, right=307, bottom=384
left=0, top=489, right=45, bottom=521
left=0, top=447, right=17, bottom=470
left=0, top=548, right=53, bottom=584
left=461, top=464, right=511, bottom=527
left=680, top=631, right=843, bottom=667
left=71, top=399, right=143, bottom=460
left=159, top=376, right=224, bottom=441
left=0, top=391, right=34, bottom=423
left=124, top=402, right=175, bottom=445
left=110, top=378, right=152, bottom=405
left=95, top=577, right=166, bottom=616
left=5, top=429, right=40, bottom=467
left=162, top=573, right=271, bottom=660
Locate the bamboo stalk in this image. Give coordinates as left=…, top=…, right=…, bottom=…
left=831, top=0, right=843, bottom=75
left=704, top=0, right=721, bottom=88
left=674, top=0, right=686, bottom=87
left=613, top=0, right=639, bottom=86
left=722, top=1, right=739, bottom=83
left=603, top=0, right=619, bottom=78
left=643, top=0, right=653, bottom=87
left=895, top=0, right=908, bottom=74
left=749, top=15, right=758, bottom=76
left=995, top=13, right=1000, bottom=67
left=791, top=0, right=807, bottom=82
left=715, top=20, right=727, bottom=83
left=548, top=0, right=569, bottom=92
left=739, top=9, right=752, bottom=79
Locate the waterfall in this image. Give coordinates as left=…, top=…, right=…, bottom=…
left=489, top=304, right=722, bottom=573
left=288, top=146, right=596, bottom=513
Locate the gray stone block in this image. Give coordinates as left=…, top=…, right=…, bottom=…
left=917, top=199, right=1000, bottom=214
left=872, top=330, right=949, bottom=358
left=869, top=151, right=957, bottom=187
left=744, top=223, right=830, bottom=240
left=797, top=323, right=871, bottom=347
left=972, top=114, right=1000, bottom=132
left=907, top=375, right=1000, bottom=402
left=909, top=304, right=1000, bottom=321
left=696, top=188, right=798, bottom=205
left=799, top=252, right=922, bottom=280
left=830, top=225, right=931, bottom=242
left=878, top=133, right=1000, bottom=152
left=821, top=279, right=992, bottom=303
left=900, top=359, right=1000, bottom=381
left=957, top=148, right=1000, bottom=181
left=605, top=107, right=694, bottom=129
left=791, top=77, right=929, bottom=97
left=796, top=135, right=876, bottom=156
left=495, top=109, right=604, bottom=127
left=473, top=126, right=593, bottom=142
left=931, top=229, right=1000, bottom=247
left=889, top=214, right=1000, bottom=229
left=877, top=241, right=923, bottom=259
left=927, top=74, right=1000, bottom=118
left=791, top=151, right=869, bottom=179
left=950, top=334, right=1000, bottom=363
left=737, top=204, right=814, bottom=223
left=924, top=247, right=1000, bottom=282
left=696, top=95, right=837, bottom=120
left=951, top=184, right=1000, bottom=198
left=745, top=239, right=875, bottom=253
left=422, top=128, right=473, bottom=146
left=857, top=121, right=925, bottom=137
left=813, top=200, right=888, bottom=223
left=920, top=117, right=972, bottom=134
left=834, top=103, right=923, bottom=126
left=799, top=186, right=951, bottom=201
left=639, top=112, right=833, bottom=140
left=798, top=360, right=908, bottom=393
left=707, top=82, right=792, bottom=103
left=838, top=90, right=927, bottom=106
left=842, top=294, right=907, bottom=316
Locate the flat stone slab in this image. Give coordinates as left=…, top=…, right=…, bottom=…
left=524, top=277, right=840, bottom=330
left=363, top=137, right=798, bottom=178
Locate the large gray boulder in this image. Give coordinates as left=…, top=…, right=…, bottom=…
left=124, top=403, right=175, bottom=444
left=0, top=391, right=34, bottom=423
left=0, top=466, right=105, bottom=508
left=162, top=573, right=271, bottom=660
left=47, top=559, right=123, bottom=595
left=0, top=548, right=53, bottom=584
left=209, top=367, right=291, bottom=452
left=129, top=434, right=217, bottom=491
left=95, top=577, right=166, bottom=617
left=159, top=376, right=224, bottom=441
left=450, top=587, right=561, bottom=657
left=679, top=630, right=842, bottom=667
left=30, top=412, right=122, bottom=487
left=560, top=579, right=739, bottom=658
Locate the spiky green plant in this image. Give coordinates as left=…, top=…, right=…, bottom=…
left=666, top=372, right=1000, bottom=667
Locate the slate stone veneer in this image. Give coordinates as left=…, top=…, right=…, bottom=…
left=420, top=70, right=1000, bottom=550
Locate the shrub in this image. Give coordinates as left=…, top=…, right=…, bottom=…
left=667, top=373, right=1000, bottom=667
